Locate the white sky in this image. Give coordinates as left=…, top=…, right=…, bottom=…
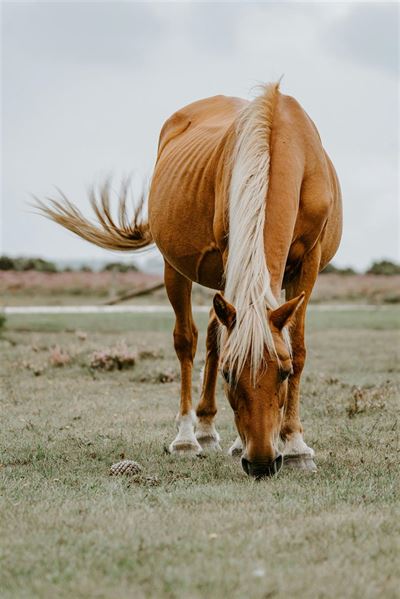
left=1, top=1, right=399, bottom=270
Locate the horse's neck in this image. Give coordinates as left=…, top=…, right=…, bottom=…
left=216, top=118, right=284, bottom=307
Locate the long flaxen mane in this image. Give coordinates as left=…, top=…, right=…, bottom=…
left=222, top=82, right=289, bottom=382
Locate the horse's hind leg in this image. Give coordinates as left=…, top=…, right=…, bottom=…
left=164, top=261, right=201, bottom=455
left=195, top=312, right=222, bottom=451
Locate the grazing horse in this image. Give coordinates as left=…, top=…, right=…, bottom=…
left=39, top=82, right=342, bottom=478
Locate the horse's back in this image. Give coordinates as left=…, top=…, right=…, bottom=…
left=149, top=95, right=246, bottom=287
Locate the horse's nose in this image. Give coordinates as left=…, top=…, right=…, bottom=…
left=241, top=453, right=283, bottom=479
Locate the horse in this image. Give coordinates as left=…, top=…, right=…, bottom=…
left=39, top=82, right=342, bottom=479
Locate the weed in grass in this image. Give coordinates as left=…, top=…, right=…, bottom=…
left=49, top=345, right=72, bottom=367
left=156, top=369, right=178, bottom=383
left=0, top=311, right=6, bottom=332
left=347, top=383, right=391, bottom=418
left=75, top=330, right=88, bottom=341
left=138, top=348, right=164, bottom=360
left=90, top=344, right=137, bottom=371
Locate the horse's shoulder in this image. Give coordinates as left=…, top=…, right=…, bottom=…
left=274, top=92, right=328, bottom=172
left=274, top=93, right=311, bottom=129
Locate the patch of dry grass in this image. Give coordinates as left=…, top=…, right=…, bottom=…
left=90, top=344, right=137, bottom=371
left=1, top=309, right=399, bottom=598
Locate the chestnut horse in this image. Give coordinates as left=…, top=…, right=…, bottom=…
left=40, top=83, right=342, bottom=478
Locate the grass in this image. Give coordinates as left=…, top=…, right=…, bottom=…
left=1, top=308, right=399, bottom=598
left=4, top=305, right=400, bottom=335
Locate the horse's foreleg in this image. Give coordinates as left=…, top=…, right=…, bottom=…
left=282, top=244, right=321, bottom=470
left=195, top=313, right=222, bottom=451
left=164, top=261, right=201, bottom=455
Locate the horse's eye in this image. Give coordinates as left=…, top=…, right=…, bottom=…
left=222, top=370, right=230, bottom=383
left=279, top=368, right=292, bottom=382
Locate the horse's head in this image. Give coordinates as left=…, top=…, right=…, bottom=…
left=213, top=291, right=305, bottom=479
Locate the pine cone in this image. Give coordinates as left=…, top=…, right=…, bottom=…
left=109, top=459, right=142, bottom=476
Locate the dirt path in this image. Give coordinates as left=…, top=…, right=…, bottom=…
left=3, top=304, right=393, bottom=315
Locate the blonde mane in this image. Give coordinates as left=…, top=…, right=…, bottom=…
left=222, top=82, right=285, bottom=381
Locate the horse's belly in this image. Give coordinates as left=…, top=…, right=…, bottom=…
left=150, top=202, right=224, bottom=289
left=166, top=246, right=224, bottom=290
left=149, top=184, right=224, bottom=290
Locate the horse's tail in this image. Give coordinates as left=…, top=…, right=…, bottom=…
left=35, top=179, right=153, bottom=252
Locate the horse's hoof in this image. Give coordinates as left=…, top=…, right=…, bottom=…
left=195, top=423, right=221, bottom=452
left=283, top=453, right=317, bottom=472
left=228, top=437, right=243, bottom=457
left=196, top=428, right=222, bottom=452
left=196, top=434, right=222, bottom=452
left=168, top=440, right=202, bottom=456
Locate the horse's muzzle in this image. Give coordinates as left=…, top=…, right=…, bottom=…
left=241, top=453, right=283, bottom=479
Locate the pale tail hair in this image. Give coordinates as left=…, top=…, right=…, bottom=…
left=222, top=82, right=287, bottom=382
left=35, top=179, right=153, bottom=252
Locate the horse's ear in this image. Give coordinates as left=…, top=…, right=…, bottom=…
left=213, top=293, right=236, bottom=329
left=269, top=292, right=305, bottom=330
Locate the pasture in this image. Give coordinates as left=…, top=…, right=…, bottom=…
left=1, top=307, right=399, bottom=598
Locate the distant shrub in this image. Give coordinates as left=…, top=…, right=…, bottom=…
left=0, top=256, right=58, bottom=272
left=102, top=262, right=139, bottom=273
left=21, top=258, right=58, bottom=272
left=0, top=312, right=6, bottom=332
left=0, top=256, right=14, bottom=270
left=366, top=260, right=400, bottom=276
left=79, top=265, right=93, bottom=273
left=321, top=263, right=356, bottom=275
left=90, top=345, right=136, bottom=371
left=382, top=293, right=400, bottom=304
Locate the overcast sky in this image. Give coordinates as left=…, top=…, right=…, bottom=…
left=2, top=1, right=399, bottom=270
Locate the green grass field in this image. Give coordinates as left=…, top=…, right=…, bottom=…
left=1, top=308, right=399, bottom=598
